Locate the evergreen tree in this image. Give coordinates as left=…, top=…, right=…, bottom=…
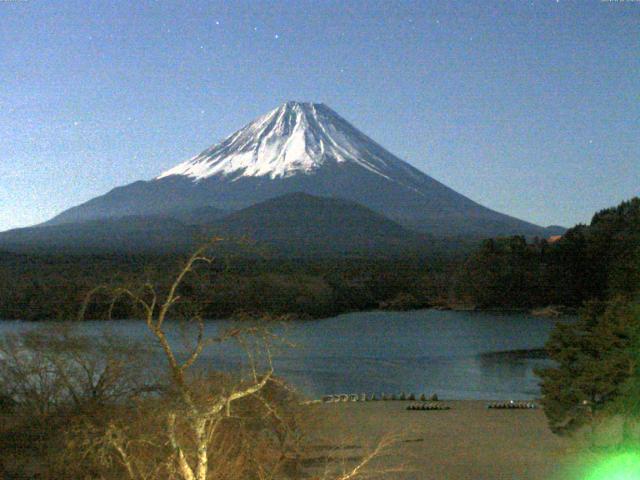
left=607, top=301, right=640, bottom=445
left=537, top=299, right=639, bottom=434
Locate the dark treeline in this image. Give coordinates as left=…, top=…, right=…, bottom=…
left=452, top=197, right=640, bottom=309
left=0, top=252, right=457, bottom=321
left=2, top=197, right=638, bottom=321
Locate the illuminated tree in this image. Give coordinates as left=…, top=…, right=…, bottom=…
left=608, top=301, right=640, bottom=445
left=75, top=239, right=398, bottom=480
left=537, top=300, right=638, bottom=435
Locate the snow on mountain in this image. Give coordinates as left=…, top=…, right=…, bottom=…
left=42, top=101, right=556, bottom=238
left=157, top=101, right=401, bottom=183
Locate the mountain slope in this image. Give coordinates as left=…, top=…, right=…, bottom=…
left=0, top=193, right=444, bottom=256
left=211, top=192, right=428, bottom=256
left=0, top=215, right=200, bottom=253
left=45, top=101, right=558, bottom=237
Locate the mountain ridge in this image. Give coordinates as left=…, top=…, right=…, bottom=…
left=44, top=101, right=561, bottom=238
left=0, top=192, right=445, bottom=256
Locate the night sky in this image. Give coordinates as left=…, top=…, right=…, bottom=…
left=1, top=0, right=638, bottom=231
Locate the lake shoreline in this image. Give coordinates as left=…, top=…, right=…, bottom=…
left=0, top=310, right=562, bottom=400
left=0, top=303, right=578, bottom=323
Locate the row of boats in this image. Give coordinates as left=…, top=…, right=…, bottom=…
left=486, top=401, right=537, bottom=409
left=321, top=393, right=439, bottom=403
left=406, top=402, right=450, bottom=411
left=318, top=394, right=538, bottom=410
left=407, top=401, right=538, bottom=411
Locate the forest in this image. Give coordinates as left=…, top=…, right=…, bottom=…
left=0, top=252, right=453, bottom=321
left=452, top=197, right=640, bottom=309
left=0, top=197, right=638, bottom=322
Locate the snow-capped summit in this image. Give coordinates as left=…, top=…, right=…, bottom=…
left=44, top=101, right=556, bottom=238
left=158, top=101, right=401, bottom=182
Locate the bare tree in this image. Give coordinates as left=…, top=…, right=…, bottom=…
left=71, top=239, right=403, bottom=480
left=0, top=324, right=152, bottom=417
left=0, top=323, right=161, bottom=478
left=77, top=241, right=296, bottom=480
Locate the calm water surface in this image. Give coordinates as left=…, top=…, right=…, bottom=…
left=0, top=310, right=569, bottom=400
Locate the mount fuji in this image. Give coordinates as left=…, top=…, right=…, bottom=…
left=45, top=101, right=557, bottom=237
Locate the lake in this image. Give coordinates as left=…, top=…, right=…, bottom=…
left=0, top=309, right=568, bottom=400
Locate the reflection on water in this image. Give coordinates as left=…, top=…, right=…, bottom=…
left=0, top=309, right=572, bottom=400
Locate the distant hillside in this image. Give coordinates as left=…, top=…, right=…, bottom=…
left=172, top=205, right=228, bottom=225
left=0, top=193, right=461, bottom=257
left=0, top=215, right=201, bottom=254
left=209, top=192, right=429, bottom=256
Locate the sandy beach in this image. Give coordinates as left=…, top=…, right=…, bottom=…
left=302, top=400, right=575, bottom=480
